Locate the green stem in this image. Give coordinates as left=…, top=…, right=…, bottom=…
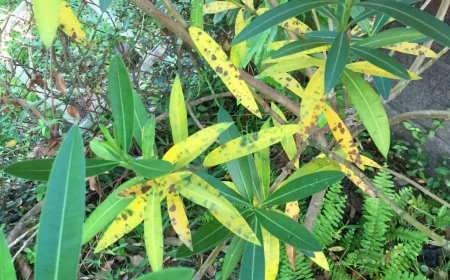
left=341, top=0, right=353, bottom=31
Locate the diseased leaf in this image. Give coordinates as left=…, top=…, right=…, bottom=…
left=232, top=0, right=337, bottom=44
left=35, top=126, right=85, bottom=279
left=203, top=1, right=239, bottom=14
left=350, top=46, right=410, bottom=79
left=3, top=158, right=118, bottom=182
left=271, top=103, right=298, bottom=168
left=256, top=8, right=312, bottom=35
left=108, top=55, right=134, bottom=152
left=195, top=172, right=249, bottom=206
left=142, top=116, right=156, bottom=159
left=346, top=61, right=420, bottom=80
left=191, top=0, right=204, bottom=29
left=259, top=56, right=324, bottom=78
left=189, top=27, right=261, bottom=117
left=309, top=251, right=330, bottom=271
left=167, top=189, right=192, bottom=250
left=133, top=91, right=149, bottom=148
left=254, top=119, right=271, bottom=200
left=169, top=76, right=188, bottom=144
left=163, top=122, right=232, bottom=169
left=204, top=124, right=300, bottom=167
left=322, top=103, right=364, bottom=168
left=134, top=268, right=195, bottom=280
left=262, top=227, right=280, bottom=280
left=357, top=0, right=450, bottom=48
left=52, top=70, right=67, bottom=92
left=255, top=208, right=322, bottom=252
left=271, top=73, right=305, bottom=99
left=144, top=186, right=163, bottom=271
left=59, top=1, right=88, bottom=45
left=33, top=0, right=62, bottom=47
left=242, top=0, right=254, bottom=10
left=339, top=163, right=376, bottom=197
left=239, top=219, right=265, bottom=280
left=0, top=230, right=17, bottom=280
left=341, top=69, right=390, bottom=157
left=383, top=42, right=437, bottom=58
left=373, top=76, right=392, bottom=100
left=221, top=237, right=246, bottom=280
left=261, top=171, right=344, bottom=206
left=127, top=158, right=173, bottom=179
left=82, top=177, right=144, bottom=244
left=285, top=201, right=299, bottom=271
left=325, top=31, right=349, bottom=93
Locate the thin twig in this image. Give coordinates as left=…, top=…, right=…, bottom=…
left=193, top=241, right=227, bottom=280
left=12, top=230, right=37, bottom=261
left=8, top=225, right=38, bottom=249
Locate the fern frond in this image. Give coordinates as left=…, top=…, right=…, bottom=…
left=381, top=271, right=427, bottom=280
left=373, top=169, right=395, bottom=199
left=277, top=246, right=314, bottom=280
left=394, top=187, right=414, bottom=209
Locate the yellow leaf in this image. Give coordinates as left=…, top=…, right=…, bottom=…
left=346, top=61, right=421, bottom=80
left=338, top=163, right=376, bottom=198
left=242, top=0, right=254, bottom=10
left=271, top=103, right=298, bottom=168
left=264, top=45, right=330, bottom=63
left=259, top=56, right=324, bottom=78
left=169, top=75, right=188, bottom=144
left=221, top=181, right=240, bottom=194
left=309, top=251, right=330, bottom=271
left=163, top=122, right=232, bottom=169
left=231, top=9, right=247, bottom=68
left=262, top=227, right=280, bottom=280
left=256, top=8, right=312, bottom=34
left=33, top=0, right=62, bottom=48
left=182, top=175, right=261, bottom=245
left=299, top=68, right=325, bottom=141
left=5, top=140, right=17, bottom=148
left=59, top=1, right=88, bottom=45
left=267, top=40, right=294, bottom=51
left=360, top=155, right=382, bottom=168
left=383, top=42, right=437, bottom=58
left=95, top=194, right=148, bottom=252
left=322, top=103, right=364, bottom=169
left=167, top=189, right=192, bottom=250
left=230, top=46, right=240, bottom=68
left=117, top=172, right=192, bottom=199
left=203, top=1, right=240, bottom=14
left=144, top=186, right=163, bottom=271
left=189, top=27, right=261, bottom=117
left=284, top=201, right=299, bottom=271
left=271, top=73, right=305, bottom=98
left=203, top=124, right=301, bottom=167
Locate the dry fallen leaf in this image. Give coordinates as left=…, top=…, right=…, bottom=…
left=88, top=176, right=103, bottom=197
left=52, top=70, right=67, bottom=92
left=27, top=139, right=62, bottom=158
left=66, top=104, right=81, bottom=122
left=5, top=139, right=17, bottom=148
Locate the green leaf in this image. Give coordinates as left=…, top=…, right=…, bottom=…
left=127, top=158, right=173, bottom=179
left=262, top=171, right=344, bottom=206
left=341, top=69, right=390, bottom=157
left=350, top=2, right=372, bottom=35
left=239, top=219, right=265, bottom=280
left=90, top=140, right=122, bottom=161
left=3, top=159, right=118, bottom=181
left=0, top=230, right=16, bottom=280
left=222, top=237, right=246, bottom=280
left=134, top=268, right=195, bottom=280
left=305, top=31, right=338, bottom=42
left=350, top=46, right=410, bottom=79
left=254, top=119, right=271, bottom=200
left=108, top=54, right=134, bottom=152
left=194, top=172, right=250, bottom=206
left=82, top=177, right=144, bottom=244
left=142, top=116, right=156, bottom=159
left=32, top=0, right=62, bottom=48
left=357, top=0, right=450, bottom=48
left=99, top=0, right=113, bottom=11
left=99, top=124, right=121, bottom=154
left=348, top=9, right=377, bottom=28
left=371, top=13, right=390, bottom=35
left=272, top=39, right=330, bottom=58
left=217, top=108, right=259, bottom=203
left=144, top=186, right=163, bottom=271
left=255, top=208, right=322, bottom=252
left=354, top=28, right=426, bottom=48
left=133, top=91, right=149, bottom=148
left=169, top=75, right=188, bottom=144
left=35, top=125, right=85, bottom=279
left=317, top=6, right=340, bottom=27
left=191, top=0, right=204, bottom=29
left=232, top=0, right=338, bottom=45
left=325, top=31, right=349, bottom=93
left=373, top=76, right=392, bottom=100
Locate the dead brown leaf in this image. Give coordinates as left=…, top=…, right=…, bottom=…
left=66, top=104, right=80, bottom=122
left=27, top=139, right=62, bottom=158
left=29, top=71, right=46, bottom=89
left=52, top=70, right=67, bottom=93
left=88, top=176, right=103, bottom=197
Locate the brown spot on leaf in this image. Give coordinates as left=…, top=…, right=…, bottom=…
left=169, top=204, right=176, bottom=212
left=216, top=66, right=223, bottom=74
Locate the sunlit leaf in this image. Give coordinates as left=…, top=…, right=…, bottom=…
left=167, top=189, right=192, bottom=250
left=169, top=75, right=188, bottom=144
left=325, top=31, right=349, bottom=93
left=163, top=122, right=232, bottom=169
left=341, top=69, right=390, bottom=157
left=59, top=1, right=88, bottom=45
left=346, top=61, right=420, bottom=80
left=309, top=251, right=330, bottom=271
left=33, top=0, right=62, bottom=47
left=144, top=186, right=163, bottom=271
left=204, top=124, right=300, bottom=167
left=203, top=1, right=239, bottom=14
left=0, top=230, right=17, bottom=280
left=189, top=27, right=261, bottom=117
left=262, top=227, right=280, bottom=280
left=271, top=103, right=298, bottom=168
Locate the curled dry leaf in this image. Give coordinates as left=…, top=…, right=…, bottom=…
left=27, top=138, right=62, bottom=158
left=66, top=104, right=81, bottom=122
left=52, top=70, right=67, bottom=92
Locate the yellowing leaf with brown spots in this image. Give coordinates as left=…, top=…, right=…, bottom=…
left=360, top=155, right=381, bottom=168
left=181, top=175, right=260, bottom=245
left=242, top=0, right=254, bottom=10
left=309, top=251, right=330, bottom=271
left=271, top=73, right=305, bottom=98
left=346, top=61, right=420, bottom=80
left=267, top=40, right=294, bottom=51
left=299, top=68, right=325, bottom=141
left=163, top=122, right=232, bottom=169
left=117, top=172, right=191, bottom=199
left=338, top=163, right=376, bottom=198
left=351, top=17, right=376, bottom=37
left=271, top=103, right=298, bottom=168
left=167, top=190, right=192, bottom=250
left=285, top=201, right=299, bottom=271
left=230, top=9, right=247, bottom=68
left=203, top=1, right=239, bottom=14
left=262, top=227, right=280, bottom=280
left=259, top=56, right=324, bottom=78
left=383, top=42, right=437, bottom=58
left=322, top=103, right=364, bottom=169
left=189, top=27, right=261, bottom=117
left=256, top=8, right=312, bottom=34
left=59, top=1, right=88, bottom=45
left=264, top=45, right=330, bottom=64
left=95, top=194, right=148, bottom=252
left=203, top=124, right=301, bottom=167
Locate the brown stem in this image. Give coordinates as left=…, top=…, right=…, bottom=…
left=160, top=0, right=188, bottom=28
left=192, top=241, right=227, bottom=280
